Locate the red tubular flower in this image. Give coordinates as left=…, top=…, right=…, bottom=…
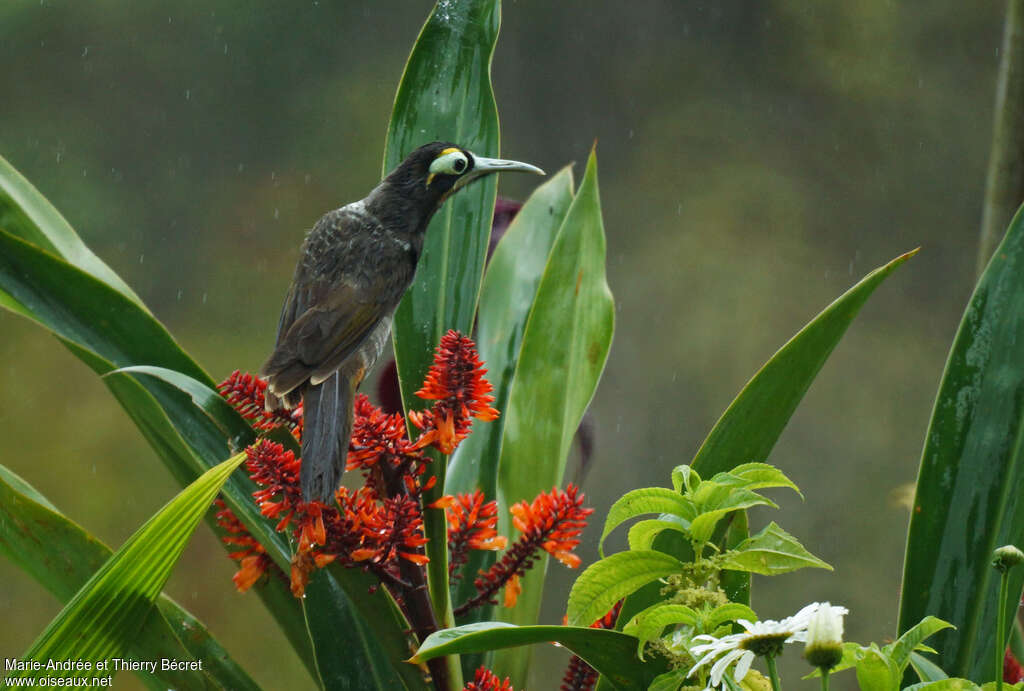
left=464, top=667, right=514, bottom=691
left=218, top=370, right=302, bottom=434
left=447, top=490, right=507, bottom=582
left=410, top=330, right=499, bottom=454
left=454, top=484, right=592, bottom=616
left=560, top=601, right=622, bottom=691
left=214, top=498, right=277, bottom=592
left=347, top=394, right=429, bottom=496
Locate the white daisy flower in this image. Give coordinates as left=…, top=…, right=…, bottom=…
left=804, top=602, right=848, bottom=670
left=687, top=602, right=834, bottom=688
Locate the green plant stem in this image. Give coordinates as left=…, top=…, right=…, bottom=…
left=997, top=568, right=1010, bottom=691
left=820, top=669, right=830, bottom=691
left=765, top=655, right=782, bottom=691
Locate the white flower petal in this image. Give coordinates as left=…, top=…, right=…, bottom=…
left=710, top=649, right=746, bottom=686
left=733, top=650, right=755, bottom=683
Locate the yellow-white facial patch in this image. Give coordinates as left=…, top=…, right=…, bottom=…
left=427, top=148, right=469, bottom=186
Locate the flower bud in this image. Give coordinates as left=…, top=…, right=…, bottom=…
left=992, top=545, right=1024, bottom=573
left=803, top=603, right=847, bottom=671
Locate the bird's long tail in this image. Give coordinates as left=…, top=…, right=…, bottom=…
left=300, top=373, right=356, bottom=503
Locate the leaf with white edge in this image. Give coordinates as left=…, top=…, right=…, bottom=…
left=712, top=463, right=803, bottom=497
left=671, top=465, right=700, bottom=494
left=627, top=517, right=691, bottom=552
left=599, top=488, right=696, bottom=556
left=10, top=453, right=246, bottom=683
left=411, top=622, right=669, bottom=691
left=688, top=486, right=777, bottom=544
left=567, top=551, right=685, bottom=628
left=718, top=522, right=831, bottom=575
left=888, top=616, right=955, bottom=670
left=622, top=604, right=698, bottom=659
left=909, top=652, right=949, bottom=683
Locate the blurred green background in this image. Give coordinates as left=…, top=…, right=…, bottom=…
left=0, top=1, right=1004, bottom=689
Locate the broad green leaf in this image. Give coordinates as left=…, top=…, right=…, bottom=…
left=854, top=645, right=901, bottom=691
left=494, top=149, right=615, bottom=681
left=600, top=488, right=696, bottom=556
left=690, top=249, right=918, bottom=478
left=0, top=153, right=144, bottom=306
left=621, top=604, right=698, bottom=659
left=903, top=680, right=980, bottom=691
left=110, top=365, right=256, bottom=451
left=10, top=453, right=245, bottom=683
left=705, top=603, right=758, bottom=631
left=888, top=616, right=955, bottom=670
left=567, top=551, right=685, bottom=628
left=412, top=622, right=670, bottom=691
left=689, top=485, right=777, bottom=544
left=385, top=0, right=502, bottom=652
left=909, top=652, right=950, bottom=683
left=671, top=465, right=700, bottom=494
left=713, top=463, right=802, bottom=497
left=627, top=517, right=691, bottom=552
left=0, top=464, right=257, bottom=691
left=718, top=522, right=831, bottom=575
left=648, top=669, right=689, bottom=691
left=899, top=208, right=1024, bottom=681
left=447, top=166, right=575, bottom=617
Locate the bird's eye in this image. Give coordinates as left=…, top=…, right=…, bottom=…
left=429, top=150, right=470, bottom=176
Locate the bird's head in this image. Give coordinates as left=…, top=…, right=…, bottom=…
left=379, top=141, right=544, bottom=224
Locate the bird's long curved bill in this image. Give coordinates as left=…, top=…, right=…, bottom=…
left=454, top=154, right=545, bottom=191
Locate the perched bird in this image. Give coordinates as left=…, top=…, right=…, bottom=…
left=261, top=142, right=544, bottom=502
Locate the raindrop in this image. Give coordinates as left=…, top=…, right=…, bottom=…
left=202, top=292, right=208, bottom=304
left=223, top=43, right=228, bottom=55
left=274, top=208, right=280, bottom=219
left=185, top=88, right=191, bottom=100
left=177, top=289, right=183, bottom=301
left=139, top=254, right=145, bottom=264
left=628, top=129, right=634, bottom=139
left=92, top=464, right=96, bottom=474
left=82, top=46, right=89, bottom=57
left=237, top=162, right=245, bottom=172
left=55, top=152, right=62, bottom=164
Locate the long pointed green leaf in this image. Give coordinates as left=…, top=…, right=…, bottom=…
left=690, top=248, right=918, bottom=477
left=0, top=464, right=257, bottom=691
left=899, top=206, right=1024, bottom=680
left=494, top=149, right=615, bottom=681
left=384, top=0, right=502, bottom=654
left=9, top=453, right=245, bottom=683
left=412, top=623, right=670, bottom=691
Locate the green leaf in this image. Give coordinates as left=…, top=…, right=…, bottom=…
left=889, top=616, right=955, bottom=671
left=899, top=208, right=1024, bottom=681
left=447, top=167, right=575, bottom=618
left=626, top=516, right=691, bottom=552
left=671, top=465, right=700, bottom=494
left=621, top=603, right=698, bottom=659
left=10, top=453, right=246, bottom=683
left=493, top=149, right=615, bottom=680
left=712, top=463, right=802, bottom=497
left=718, top=522, right=832, bottom=575
left=909, top=652, right=950, bottom=683
left=0, top=153, right=144, bottom=306
left=690, top=249, right=918, bottom=478
left=599, top=488, right=696, bottom=556
left=903, top=680, right=981, bottom=691
left=385, top=0, right=502, bottom=655
left=567, top=551, right=684, bottom=628
left=0, top=465, right=244, bottom=690
left=689, top=485, right=777, bottom=544
left=647, top=669, right=689, bottom=691
left=110, top=365, right=256, bottom=451
left=854, top=645, right=902, bottom=691
left=704, top=603, right=758, bottom=632
left=412, top=623, right=670, bottom=691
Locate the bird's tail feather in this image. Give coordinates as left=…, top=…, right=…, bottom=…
left=300, top=373, right=355, bottom=503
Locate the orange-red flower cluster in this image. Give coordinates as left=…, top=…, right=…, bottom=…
left=463, top=667, right=514, bottom=691
left=454, top=484, right=592, bottom=615
left=1007, top=648, right=1024, bottom=684
left=217, top=370, right=302, bottom=434
left=560, top=601, right=622, bottom=691
left=410, top=330, right=499, bottom=454
left=347, top=393, right=431, bottom=496
left=214, top=498, right=279, bottom=592
left=446, top=490, right=508, bottom=582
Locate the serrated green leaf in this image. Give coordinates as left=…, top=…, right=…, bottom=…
left=621, top=603, right=698, bottom=660
left=690, top=250, right=917, bottom=478
left=412, top=622, right=669, bottom=691
left=567, top=551, right=684, bottom=628
left=10, top=453, right=245, bottom=682
left=888, top=617, right=955, bottom=671
left=909, top=651, right=950, bottom=683
left=899, top=207, right=1024, bottom=681
left=671, top=465, right=700, bottom=494
left=705, top=604, right=758, bottom=631
left=689, top=485, right=777, bottom=544
left=648, top=669, right=689, bottom=691
left=712, top=463, right=802, bottom=497
left=718, top=522, right=831, bottom=575
left=600, top=488, right=696, bottom=556
left=627, top=517, right=691, bottom=552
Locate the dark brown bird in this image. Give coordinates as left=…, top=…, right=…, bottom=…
left=261, top=142, right=543, bottom=502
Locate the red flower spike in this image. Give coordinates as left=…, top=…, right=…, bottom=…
left=454, top=485, right=592, bottom=617
left=464, top=667, right=514, bottom=691
left=560, top=601, right=622, bottom=691
left=1007, top=647, right=1024, bottom=684
left=217, top=370, right=302, bottom=434
left=447, top=490, right=508, bottom=583
left=412, top=331, right=499, bottom=454
left=214, top=498, right=276, bottom=592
